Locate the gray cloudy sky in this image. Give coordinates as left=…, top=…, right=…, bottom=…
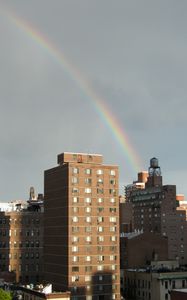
left=0, top=0, right=187, bottom=200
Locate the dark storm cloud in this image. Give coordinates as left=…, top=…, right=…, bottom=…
left=0, top=0, right=187, bottom=199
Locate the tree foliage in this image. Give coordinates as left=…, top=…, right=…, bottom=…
left=0, top=288, right=12, bottom=300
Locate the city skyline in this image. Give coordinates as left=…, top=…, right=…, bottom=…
left=0, top=0, right=187, bottom=200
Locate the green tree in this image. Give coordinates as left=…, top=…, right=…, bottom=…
left=0, top=288, right=12, bottom=300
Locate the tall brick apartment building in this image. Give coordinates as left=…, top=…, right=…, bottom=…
left=125, top=157, right=187, bottom=264
left=0, top=196, right=43, bottom=283
left=44, top=152, right=120, bottom=300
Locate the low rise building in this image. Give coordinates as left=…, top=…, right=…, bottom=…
left=14, top=284, right=70, bottom=300
left=124, top=261, right=187, bottom=300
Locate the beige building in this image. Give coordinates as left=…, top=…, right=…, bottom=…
left=124, top=261, right=187, bottom=300
left=44, top=152, right=120, bottom=300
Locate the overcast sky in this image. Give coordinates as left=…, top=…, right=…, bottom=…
left=0, top=0, right=187, bottom=200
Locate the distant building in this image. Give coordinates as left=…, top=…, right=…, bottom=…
left=44, top=152, right=120, bottom=300
left=120, top=171, right=148, bottom=234
left=0, top=190, right=43, bottom=284
left=125, top=158, right=187, bottom=264
left=124, top=260, right=187, bottom=300
left=120, top=231, right=168, bottom=270
left=16, top=284, right=70, bottom=300
left=120, top=231, right=168, bottom=298
left=119, top=201, right=133, bottom=233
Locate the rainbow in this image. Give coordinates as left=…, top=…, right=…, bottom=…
left=2, top=7, right=142, bottom=174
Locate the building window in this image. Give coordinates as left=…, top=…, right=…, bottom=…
left=97, top=178, right=103, bottom=184
left=85, top=197, right=91, bottom=204
left=98, top=255, right=104, bottom=262
left=97, top=216, right=104, bottom=223
left=85, top=178, right=92, bottom=185
left=98, top=246, right=104, bottom=252
left=97, top=207, right=104, bottom=213
left=85, top=266, right=92, bottom=272
left=97, top=188, right=103, bottom=194
left=72, top=177, right=78, bottom=184
left=85, top=188, right=92, bottom=194
left=72, top=276, right=79, bottom=282
left=72, top=256, right=79, bottom=262
left=110, top=179, right=115, bottom=185
left=110, top=255, right=117, bottom=261
left=72, top=226, right=79, bottom=233
left=109, top=216, right=117, bottom=223
left=97, top=169, right=103, bottom=175
left=110, top=226, right=116, bottom=232
left=72, top=236, right=79, bottom=243
left=72, top=168, right=79, bottom=174
left=182, top=280, right=185, bottom=288
left=85, top=207, right=91, bottom=213
left=97, top=265, right=104, bottom=271
left=172, top=281, right=175, bottom=289
left=85, top=216, right=91, bottom=223
left=110, top=246, right=116, bottom=252
left=110, top=198, right=116, bottom=204
left=85, top=169, right=92, bottom=175
left=98, top=198, right=103, bottom=203
left=110, top=208, right=116, bottom=213
left=112, top=274, right=117, bottom=280
left=98, top=236, right=104, bottom=242
left=85, top=236, right=92, bottom=243
left=85, top=256, right=91, bottom=262
left=72, top=216, right=78, bottom=223
left=85, top=275, right=91, bottom=282
left=97, top=226, right=104, bottom=232
left=110, top=170, right=116, bottom=176
left=72, top=266, right=79, bottom=272
left=110, top=189, right=116, bottom=195
left=72, top=246, right=78, bottom=253
left=111, top=264, right=116, bottom=270
left=72, top=207, right=79, bottom=213
left=72, top=188, right=79, bottom=194
left=85, top=226, right=92, bottom=232
left=73, top=197, right=79, bottom=203
left=110, top=236, right=116, bottom=242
